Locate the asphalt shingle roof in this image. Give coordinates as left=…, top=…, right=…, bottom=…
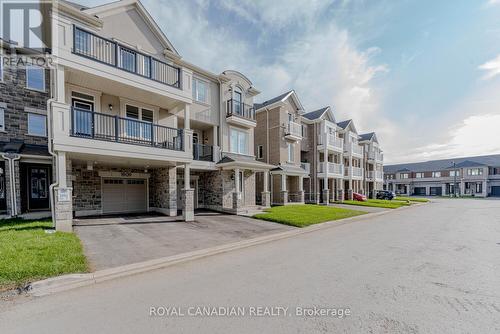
left=336, top=119, right=352, bottom=129
left=384, top=154, right=500, bottom=173
left=302, top=107, right=329, bottom=120
left=254, top=90, right=294, bottom=110
left=359, top=132, right=375, bottom=141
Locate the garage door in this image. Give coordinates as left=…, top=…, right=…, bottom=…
left=429, top=187, right=442, bottom=196
left=414, top=187, right=426, bottom=196
left=102, top=179, right=147, bottom=214
left=491, top=186, right=500, bottom=197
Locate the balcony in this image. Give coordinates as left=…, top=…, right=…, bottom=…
left=285, top=121, right=302, bottom=141
left=193, top=143, right=214, bottom=161
left=73, top=26, right=181, bottom=89
left=368, top=151, right=384, bottom=162
left=318, top=134, right=343, bottom=151
left=318, top=162, right=343, bottom=176
left=226, top=99, right=256, bottom=128
left=367, top=170, right=384, bottom=181
left=70, top=107, right=183, bottom=151
left=345, top=166, right=363, bottom=179
left=345, top=142, right=363, bottom=157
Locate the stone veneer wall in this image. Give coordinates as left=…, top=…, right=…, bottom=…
left=71, top=164, right=146, bottom=215
left=195, top=171, right=223, bottom=211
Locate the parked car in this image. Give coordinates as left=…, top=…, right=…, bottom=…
left=353, top=192, right=367, bottom=201
left=376, top=190, right=395, bottom=200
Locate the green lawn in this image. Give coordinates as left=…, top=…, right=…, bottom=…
left=0, top=219, right=88, bottom=291
left=339, top=199, right=411, bottom=209
left=394, top=196, right=429, bottom=203
left=253, top=205, right=366, bottom=228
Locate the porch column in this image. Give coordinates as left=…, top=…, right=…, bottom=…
left=183, top=104, right=193, bottom=157
left=182, top=164, right=194, bottom=222
left=168, top=166, right=177, bottom=216
left=298, top=175, right=305, bottom=203
left=337, top=178, right=344, bottom=203
left=54, top=151, right=73, bottom=232
left=280, top=174, right=288, bottom=204
left=233, top=168, right=242, bottom=211
left=261, top=170, right=271, bottom=208
left=212, top=125, right=219, bottom=162
left=322, top=172, right=329, bottom=205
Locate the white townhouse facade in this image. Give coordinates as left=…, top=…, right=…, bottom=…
left=50, top=0, right=272, bottom=231
left=359, top=132, right=384, bottom=198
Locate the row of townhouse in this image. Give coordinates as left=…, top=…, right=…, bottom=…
left=253, top=91, right=384, bottom=206
left=0, top=0, right=383, bottom=231
left=383, top=154, right=500, bottom=197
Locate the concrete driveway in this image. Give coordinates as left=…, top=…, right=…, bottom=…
left=74, top=210, right=293, bottom=271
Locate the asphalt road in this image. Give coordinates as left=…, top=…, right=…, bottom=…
left=1, top=198, right=499, bottom=333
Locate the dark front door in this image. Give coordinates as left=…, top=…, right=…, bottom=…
left=27, top=166, right=50, bottom=210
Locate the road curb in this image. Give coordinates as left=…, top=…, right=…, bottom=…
left=28, top=203, right=422, bottom=297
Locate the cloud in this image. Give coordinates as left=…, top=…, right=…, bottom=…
left=487, top=0, right=500, bottom=5
left=479, top=54, right=500, bottom=80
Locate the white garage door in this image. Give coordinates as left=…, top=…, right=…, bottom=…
left=102, top=178, right=147, bottom=214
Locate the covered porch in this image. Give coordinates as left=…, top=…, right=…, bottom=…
left=269, top=165, right=308, bottom=205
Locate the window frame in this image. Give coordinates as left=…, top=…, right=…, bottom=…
left=400, top=173, right=409, bottom=179
left=287, top=142, right=294, bottom=163
left=257, top=145, right=263, bottom=159
left=415, top=172, right=424, bottom=178
left=193, top=77, right=209, bottom=104
left=27, top=113, right=47, bottom=137
left=432, top=171, right=441, bottom=178
left=26, top=65, right=45, bottom=92
left=467, top=168, right=483, bottom=176
left=230, top=127, right=249, bottom=155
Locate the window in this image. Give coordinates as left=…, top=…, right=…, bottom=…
left=119, top=47, right=136, bottom=72
left=26, top=66, right=45, bottom=91
left=475, top=182, right=483, bottom=193
left=432, top=171, right=441, bottom=178
left=193, top=78, right=209, bottom=103
left=415, top=172, right=424, bottom=178
left=257, top=145, right=263, bottom=159
left=28, top=113, right=47, bottom=136
left=287, top=143, right=294, bottom=162
left=233, top=89, right=243, bottom=115
left=467, top=168, right=483, bottom=176
left=0, top=108, right=4, bottom=132
left=449, top=170, right=460, bottom=177
left=301, top=125, right=307, bottom=137
left=400, top=173, right=409, bottom=179
left=230, top=128, right=249, bottom=155
left=125, top=105, right=154, bottom=140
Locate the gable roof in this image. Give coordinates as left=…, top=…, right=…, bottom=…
left=336, top=119, right=351, bottom=129
left=302, top=107, right=330, bottom=120
left=84, top=0, right=179, bottom=56
left=254, top=90, right=304, bottom=112
left=384, top=154, right=500, bottom=173
left=359, top=132, right=375, bottom=141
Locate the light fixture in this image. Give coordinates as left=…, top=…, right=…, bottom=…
left=108, top=104, right=113, bottom=111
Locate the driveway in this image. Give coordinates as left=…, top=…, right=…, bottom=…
left=74, top=210, right=293, bottom=271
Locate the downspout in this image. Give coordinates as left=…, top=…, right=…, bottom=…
left=216, top=77, right=223, bottom=161
left=47, top=66, right=57, bottom=227
left=1, top=154, right=15, bottom=216
left=265, top=107, right=269, bottom=163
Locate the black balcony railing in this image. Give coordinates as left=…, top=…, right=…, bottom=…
left=73, top=26, right=181, bottom=89
left=193, top=143, right=213, bottom=161
left=71, top=107, right=183, bottom=151
left=226, top=99, right=255, bottom=121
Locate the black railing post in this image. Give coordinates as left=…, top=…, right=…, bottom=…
left=114, top=115, right=119, bottom=142
left=151, top=124, right=155, bottom=147
left=70, top=107, right=74, bottom=136
left=91, top=112, right=95, bottom=138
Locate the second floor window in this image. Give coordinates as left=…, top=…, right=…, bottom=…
left=449, top=170, right=460, bottom=177
left=193, top=78, right=208, bottom=103
left=28, top=113, right=47, bottom=137
left=287, top=143, right=294, bottom=162
left=415, top=172, right=424, bottom=178
left=432, top=172, right=441, bottom=178
left=230, top=128, right=248, bottom=155
left=257, top=145, right=263, bottom=159
left=467, top=168, right=483, bottom=176
left=26, top=66, right=45, bottom=91
left=400, top=173, right=409, bottom=179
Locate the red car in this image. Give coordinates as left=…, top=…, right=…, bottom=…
left=353, top=192, right=367, bottom=201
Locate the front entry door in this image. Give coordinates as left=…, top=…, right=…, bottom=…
left=27, top=166, right=50, bottom=210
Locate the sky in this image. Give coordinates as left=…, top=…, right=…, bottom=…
left=77, top=0, right=500, bottom=164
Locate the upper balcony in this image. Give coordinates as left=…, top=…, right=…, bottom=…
left=345, top=166, right=363, bottom=179
left=226, top=99, right=256, bottom=128
left=345, top=142, right=363, bottom=158
left=368, top=150, right=384, bottom=163
left=73, top=27, right=181, bottom=90
left=318, top=134, right=343, bottom=152
left=318, top=162, right=344, bottom=178
left=285, top=121, right=302, bottom=141
left=367, top=170, right=384, bottom=181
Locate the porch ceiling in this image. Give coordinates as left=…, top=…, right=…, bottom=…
left=66, top=69, right=184, bottom=110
